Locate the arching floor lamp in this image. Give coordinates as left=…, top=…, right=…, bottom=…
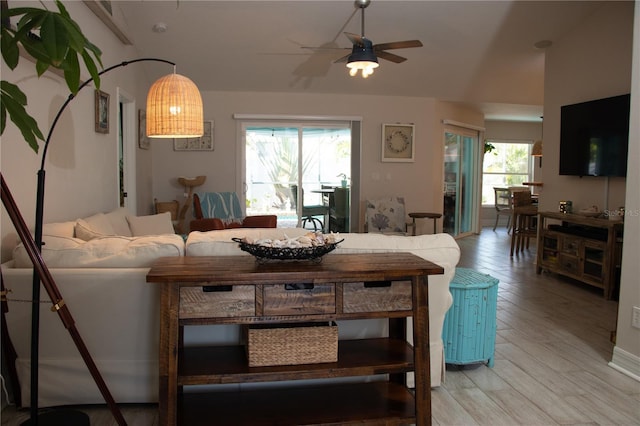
left=22, top=58, right=203, bottom=425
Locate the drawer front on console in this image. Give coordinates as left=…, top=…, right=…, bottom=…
left=558, top=254, right=579, bottom=275
left=561, top=237, right=580, bottom=256
left=343, top=280, right=412, bottom=313
left=180, top=285, right=255, bottom=319
left=263, top=284, right=336, bottom=316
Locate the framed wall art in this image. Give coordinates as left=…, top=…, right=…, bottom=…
left=382, top=123, right=414, bottom=162
left=174, top=121, right=214, bottom=151
left=138, top=109, right=150, bottom=149
left=95, top=89, right=110, bottom=134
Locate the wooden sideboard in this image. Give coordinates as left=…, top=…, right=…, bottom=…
left=146, top=252, right=443, bottom=426
left=536, top=211, right=623, bottom=299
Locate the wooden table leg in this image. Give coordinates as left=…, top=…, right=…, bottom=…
left=158, top=283, right=180, bottom=426
left=412, top=275, right=431, bottom=426
left=388, top=317, right=407, bottom=386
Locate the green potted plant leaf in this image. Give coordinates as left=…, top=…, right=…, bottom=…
left=484, top=141, right=496, bottom=155
left=337, top=173, right=348, bottom=188
left=1, top=0, right=103, bottom=153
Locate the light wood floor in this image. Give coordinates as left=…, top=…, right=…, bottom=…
left=2, top=228, right=638, bottom=425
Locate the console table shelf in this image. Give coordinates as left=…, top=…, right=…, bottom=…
left=147, top=253, right=443, bottom=426
left=536, top=211, right=623, bottom=299
left=179, top=382, right=415, bottom=426
left=179, top=338, right=414, bottom=384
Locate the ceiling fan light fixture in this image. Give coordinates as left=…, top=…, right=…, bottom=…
left=347, top=60, right=378, bottom=77
left=346, top=39, right=379, bottom=78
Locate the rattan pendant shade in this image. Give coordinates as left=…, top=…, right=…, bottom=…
left=531, top=140, right=543, bottom=157
left=146, top=73, right=203, bottom=138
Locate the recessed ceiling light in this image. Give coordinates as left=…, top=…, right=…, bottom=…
left=152, top=22, right=168, bottom=33
left=534, top=40, right=553, bottom=49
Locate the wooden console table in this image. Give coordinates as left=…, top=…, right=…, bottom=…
left=536, top=211, right=623, bottom=299
left=146, top=252, right=443, bottom=425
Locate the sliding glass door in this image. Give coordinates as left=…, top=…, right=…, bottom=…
left=443, top=127, right=480, bottom=237
left=243, top=123, right=351, bottom=230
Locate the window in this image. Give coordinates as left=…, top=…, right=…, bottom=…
left=482, top=140, right=534, bottom=205
left=237, top=119, right=361, bottom=232
left=244, top=124, right=351, bottom=219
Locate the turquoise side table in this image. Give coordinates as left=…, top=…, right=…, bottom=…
left=443, top=268, right=499, bottom=367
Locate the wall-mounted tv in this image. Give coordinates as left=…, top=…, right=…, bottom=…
left=559, top=93, right=630, bottom=177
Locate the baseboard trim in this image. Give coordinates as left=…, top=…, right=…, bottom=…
left=608, top=346, right=640, bottom=382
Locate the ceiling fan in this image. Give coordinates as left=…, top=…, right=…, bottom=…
left=336, top=0, right=424, bottom=77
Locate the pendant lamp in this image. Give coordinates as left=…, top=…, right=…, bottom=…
left=146, top=71, right=203, bottom=138
left=531, top=116, right=543, bottom=167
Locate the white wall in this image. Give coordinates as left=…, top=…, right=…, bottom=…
left=540, top=2, right=634, bottom=214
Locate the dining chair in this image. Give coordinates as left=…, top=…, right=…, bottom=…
left=329, top=187, right=349, bottom=232
left=290, top=184, right=328, bottom=232
left=492, top=187, right=512, bottom=232
left=154, top=198, right=180, bottom=233
left=510, top=190, right=537, bottom=256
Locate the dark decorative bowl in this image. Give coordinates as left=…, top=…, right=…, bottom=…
left=232, top=238, right=343, bottom=263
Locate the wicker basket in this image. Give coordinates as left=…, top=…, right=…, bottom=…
left=244, top=322, right=338, bottom=367
left=232, top=238, right=343, bottom=263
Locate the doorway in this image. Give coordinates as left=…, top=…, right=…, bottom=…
left=242, top=123, right=352, bottom=231
left=117, top=88, right=137, bottom=212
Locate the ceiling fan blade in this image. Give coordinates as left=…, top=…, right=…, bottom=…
left=301, top=41, right=349, bottom=51
left=374, top=40, right=423, bottom=51
left=334, top=53, right=351, bottom=63
left=376, top=50, right=407, bottom=64
left=344, top=32, right=364, bottom=47
left=302, top=46, right=350, bottom=52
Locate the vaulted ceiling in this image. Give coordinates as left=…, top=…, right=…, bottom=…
left=116, top=0, right=608, bottom=121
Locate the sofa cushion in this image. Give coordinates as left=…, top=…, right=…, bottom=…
left=42, top=221, right=76, bottom=238
left=12, top=234, right=185, bottom=268
left=186, top=228, right=310, bottom=256
left=185, top=228, right=460, bottom=272
left=75, top=214, right=117, bottom=241
left=190, top=215, right=279, bottom=232
left=127, top=212, right=174, bottom=236
left=334, top=233, right=459, bottom=281
left=105, top=207, right=133, bottom=237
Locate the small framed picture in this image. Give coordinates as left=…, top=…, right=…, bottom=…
left=95, top=89, right=109, bottom=134
left=138, top=109, right=150, bottom=149
left=174, top=120, right=214, bottom=151
left=382, top=123, right=414, bottom=162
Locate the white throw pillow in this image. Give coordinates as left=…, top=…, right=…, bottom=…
left=127, top=212, right=175, bottom=236
left=42, top=221, right=76, bottom=238
left=75, top=213, right=116, bottom=241
left=105, top=207, right=133, bottom=237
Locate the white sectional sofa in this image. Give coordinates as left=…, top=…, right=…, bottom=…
left=2, top=214, right=460, bottom=408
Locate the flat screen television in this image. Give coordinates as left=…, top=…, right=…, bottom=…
left=559, top=93, right=630, bottom=177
